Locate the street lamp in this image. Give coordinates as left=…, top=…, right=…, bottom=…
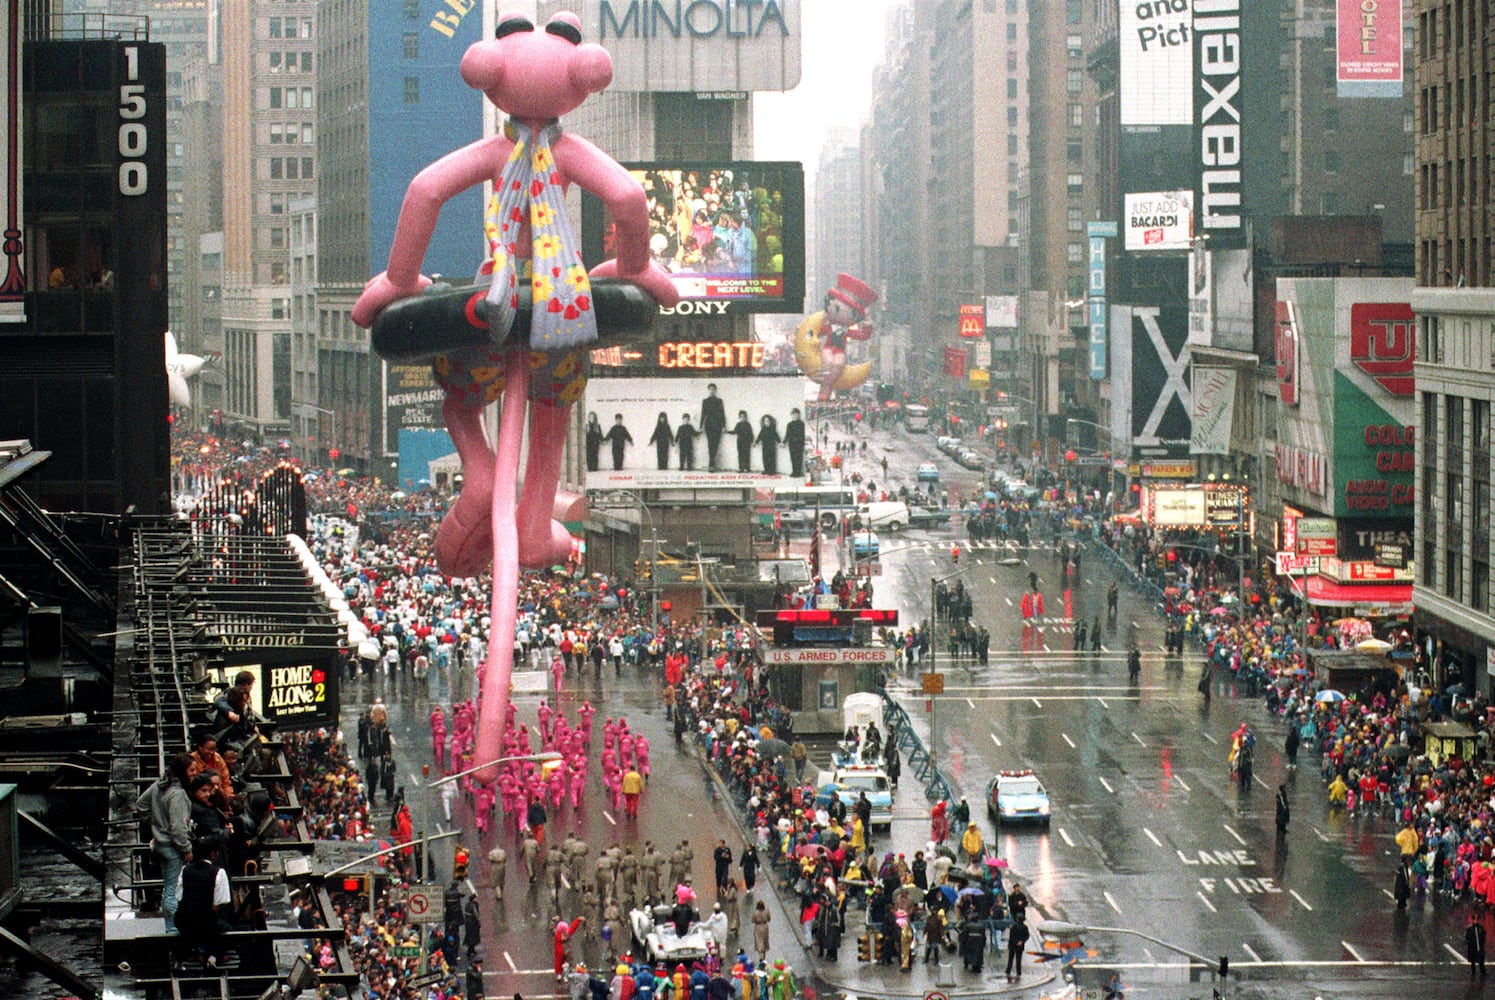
left=417, top=751, right=562, bottom=882
left=593, top=489, right=660, bottom=626
left=1037, top=919, right=1228, bottom=988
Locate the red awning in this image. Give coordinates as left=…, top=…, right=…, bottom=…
left=1299, top=576, right=1412, bottom=608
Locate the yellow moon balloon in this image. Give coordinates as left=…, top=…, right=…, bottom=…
left=794, top=311, right=871, bottom=391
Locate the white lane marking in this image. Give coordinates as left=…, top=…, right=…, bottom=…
left=1254, top=774, right=1271, bottom=790
left=1042, top=644, right=1052, bottom=652
left=990, top=733, right=1003, bottom=748
left=1343, top=941, right=1366, bottom=963
left=1098, top=698, right=1110, bottom=708
left=1223, top=824, right=1247, bottom=846
left=1446, top=943, right=1468, bottom=962
left=1061, top=733, right=1076, bottom=749
left=1085, top=578, right=1093, bottom=585
left=1005, top=597, right=1014, bottom=606
left=1381, top=889, right=1396, bottom=901
left=1104, top=891, right=1122, bottom=914
left=1131, top=732, right=1146, bottom=747
left=1100, top=645, right=1111, bottom=653
left=1143, top=827, right=1162, bottom=847
left=1197, top=891, right=1217, bottom=912
left=1098, top=776, right=1115, bottom=794
left=1172, top=774, right=1191, bottom=792
left=967, top=697, right=976, bottom=708
left=1201, top=731, right=1219, bottom=744
left=1032, top=697, right=1043, bottom=707
left=1131, top=621, right=1140, bottom=628
left=1142, top=948, right=1156, bottom=963
left=1242, top=943, right=1262, bottom=964
left=603, top=811, right=617, bottom=826
left=1058, top=827, right=1076, bottom=847
left=503, top=951, right=518, bottom=972
left=1312, top=827, right=1332, bottom=843
left=1290, top=889, right=1314, bottom=911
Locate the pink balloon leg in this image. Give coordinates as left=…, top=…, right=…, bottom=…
left=473, top=356, right=529, bottom=786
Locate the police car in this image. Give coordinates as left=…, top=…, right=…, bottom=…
left=917, top=462, right=941, bottom=483
left=818, top=752, right=895, bottom=829
left=985, top=769, right=1051, bottom=827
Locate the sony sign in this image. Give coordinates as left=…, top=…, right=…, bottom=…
left=1195, top=0, right=1243, bottom=244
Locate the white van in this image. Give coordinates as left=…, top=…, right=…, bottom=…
left=856, top=501, right=910, bottom=530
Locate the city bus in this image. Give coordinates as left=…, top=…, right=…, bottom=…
left=771, top=484, right=858, bottom=529
left=905, top=404, right=931, bottom=433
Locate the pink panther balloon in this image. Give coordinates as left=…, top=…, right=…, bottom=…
left=351, top=9, right=678, bottom=784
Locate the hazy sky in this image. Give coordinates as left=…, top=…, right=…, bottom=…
left=753, top=0, right=902, bottom=175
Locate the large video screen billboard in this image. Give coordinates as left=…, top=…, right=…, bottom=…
left=583, top=161, right=806, bottom=313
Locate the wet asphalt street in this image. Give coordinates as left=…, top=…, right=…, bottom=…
left=343, top=416, right=1483, bottom=1000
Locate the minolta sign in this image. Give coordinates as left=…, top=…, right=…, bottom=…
left=572, top=0, right=801, bottom=92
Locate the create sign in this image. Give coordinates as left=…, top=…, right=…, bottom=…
left=657, top=341, right=765, bottom=369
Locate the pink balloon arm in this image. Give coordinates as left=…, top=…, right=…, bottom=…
left=473, top=354, right=529, bottom=786
left=385, top=137, right=507, bottom=288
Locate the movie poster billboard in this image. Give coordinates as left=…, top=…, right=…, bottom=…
left=1274, top=277, right=1415, bottom=520
left=1190, top=367, right=1236, bottom=455
left=583, top=161, right=806, bottom=313
left=1336, top=0, right=1403, bottom=98
left=583, top=374, right=807, bottom=489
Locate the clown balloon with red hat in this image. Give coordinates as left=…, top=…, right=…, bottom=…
left=794, top=272, right=878, bottom=400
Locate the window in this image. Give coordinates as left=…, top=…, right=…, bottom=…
left=302, top=123, right=314, bottom=143
left=1403, top=154, right=1415, bottom=176
left=300, top=87, right=313, bottom=109
left=270, top=227, right=285, bottom=249
left=1007, top=134, right=1018, bottom=154
left=1067, top=173, right=1083, bottom=191
left=404, top=0, right=419, bottom=15
left=404, top=77, right=420, bottom=105
left=1067, top=140, right=1082, bottom=163
left=1007, top=23, right=1017, bottom=40
left=269, top=157, right=283, bottom=180
left=1066, top=243, right=1084, bottom=264
left=269, top=51, right=282, bottom=72
left=403, top=32, right=419, bottom=59
left=270, top=123, right=283, bottom=144
left=1007, top=78, right=1018, bottom=99
left=270, top=192, right=285, bottom=214
left=300, top=52, right=312, bottom=73
left=269, top=87, right=282, bottom=109
left=1007, top=107, right=1018, bottom=126
left=1447, top=546, right=1463, bottom=600
left=1068, top=103, right=1083, bottom=128
left=269, top=16, right=281, bottom=38
left=302, top=157, right=314, bottom=180
left=1066, top=69, right=1083, bottom=94
left=1067, top=206, right=1083, bottom=232
left=286, top=87, right=299, bottom=109
left=1066, top=34, right=1083, bottom=57
left=285, top=157, right=298, bottom=179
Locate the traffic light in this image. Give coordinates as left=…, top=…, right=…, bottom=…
left=341, top=876, right=366, bottom=894
left=857, top=933, right=872, bottom=962
left=1218, top=955, right=1229, bottom=978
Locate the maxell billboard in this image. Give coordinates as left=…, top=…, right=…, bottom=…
left=1195, top=0, right=1245, bottom=249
